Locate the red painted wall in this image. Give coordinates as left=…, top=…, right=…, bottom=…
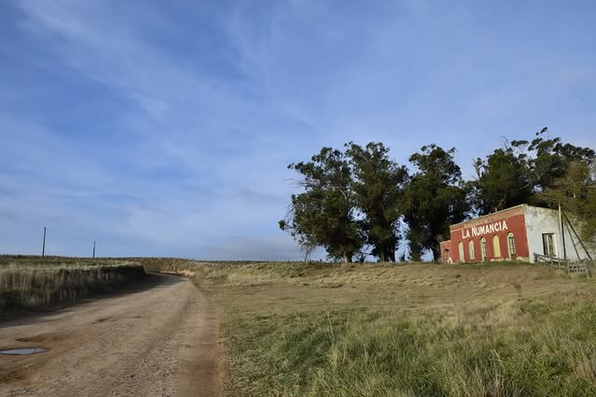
left=447, top=206, right=529, bottom=263
left=440, top=240, right=452, bottom=263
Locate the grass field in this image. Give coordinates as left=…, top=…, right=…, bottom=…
left=5, top=256, right=595, bottom=395
left=0, top=255, right=146, bottom=315
left=144, top=259, right=596, bottom=396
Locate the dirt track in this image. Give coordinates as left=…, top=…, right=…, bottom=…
left=0, top=273, right=221, bottom=396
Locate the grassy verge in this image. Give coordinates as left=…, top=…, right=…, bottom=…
left=144, top=259, right=596, bottom=396
left=0, top=256, right=146, bottom=314
left=222, top=297, right=596, bottom=396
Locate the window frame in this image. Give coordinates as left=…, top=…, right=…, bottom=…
left=507, top=232, right=516, bottom=258
left=492, top=235, right=501, bottom=258
left=458, top=241, right=465, bottom=263
left=542, top=233, right=555, bottom=257
left=480, top=237, right=487, bottom=261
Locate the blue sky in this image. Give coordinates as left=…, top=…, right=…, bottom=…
left=1, top=0, right=594, bottom=260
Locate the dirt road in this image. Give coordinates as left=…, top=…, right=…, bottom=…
left=0, top=273, right=221, bottom=396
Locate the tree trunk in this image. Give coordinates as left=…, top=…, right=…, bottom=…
left=409, top=242, right=421, bottom=262
left=343, top=252, right=352, bottom=263
left=430, top=245, right=441, bottom=263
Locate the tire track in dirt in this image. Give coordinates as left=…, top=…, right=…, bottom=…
left=0, top=273, right=221, bottom=396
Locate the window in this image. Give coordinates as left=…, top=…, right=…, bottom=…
left=480, top=238, right=487, bottom=261
left=492, top=235, right=501, bottom=258
left=542, top=233, right=555, bottom=257
left=507, top=233, right=516, bottom=258
left=458, top=242, right=465, bottom=263
left=469, top=240, right=475, bottom=260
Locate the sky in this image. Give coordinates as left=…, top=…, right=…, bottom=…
left=1, top=0, right=595, bottom=260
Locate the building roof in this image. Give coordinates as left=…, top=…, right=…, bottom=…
left=449, top=203, right=557, bottom=229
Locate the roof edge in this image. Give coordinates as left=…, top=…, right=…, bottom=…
left=450, top=203, right=529, bottom=228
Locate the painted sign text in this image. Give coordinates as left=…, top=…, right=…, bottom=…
left=461, top=220, right=508, bottom=239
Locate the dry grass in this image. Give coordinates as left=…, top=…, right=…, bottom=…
left=143, top=259, right=596, bottom=396
left=0, top=256, right=146, bottom=314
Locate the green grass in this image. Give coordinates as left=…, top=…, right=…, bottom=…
left=0, top=256, right=146, bottom=313
left=222, top=301, right=596, bottom=396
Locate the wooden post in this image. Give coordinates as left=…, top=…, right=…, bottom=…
left=563, top=212, right=592, bottom=261
left=42, top=226, right=46, bottom=258
left=559, top=202, right=567, bottom=260
left=562, top=211, right=592, bottom=277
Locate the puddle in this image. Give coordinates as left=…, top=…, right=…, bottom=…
left=0, top=348, right=46, bottom=355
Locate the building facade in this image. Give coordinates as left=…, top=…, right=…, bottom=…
left=440, top=204, right=592, bottom=264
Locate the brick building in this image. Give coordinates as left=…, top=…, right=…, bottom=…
left=440, top=204, right=593, bottom=264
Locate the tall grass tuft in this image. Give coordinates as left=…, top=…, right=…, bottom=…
left=0, top=264, right=146, bottom=312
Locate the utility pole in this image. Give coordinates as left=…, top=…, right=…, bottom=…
left=42, top=226, right=47, bottom=258
left=93, top=241, right=96, bottom=259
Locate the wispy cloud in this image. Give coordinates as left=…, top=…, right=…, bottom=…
left=1, top=0, right=594, bottom=259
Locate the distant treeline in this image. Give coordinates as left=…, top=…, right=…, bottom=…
left=280, top=128, right=596, bottom=262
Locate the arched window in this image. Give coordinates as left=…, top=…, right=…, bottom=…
left=469, top=240, right=475, bottom=260
left=493, top=235, right=501, bottom=258
left=480, top=238, right=487, bottom=262
left=458, top=242, right=465, bottom=263
left=507, top=232, right=516, bottom=259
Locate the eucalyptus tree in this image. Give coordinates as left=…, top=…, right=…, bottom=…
left=279, top=147, right=363, bottom=263
left=345, top=142, right=408, bottom=262
left=469, top=128, right=595, bottom=214
left=527, top=127, right=595, bottom=191
left=402, top=144, right=468, bottom=261
left=470, top=143, right=533, bottom=215
left=538, top=160, right=596, bottom=245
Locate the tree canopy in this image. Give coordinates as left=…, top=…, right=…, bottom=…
left=402, top=145, right=468, bottom=261
left=346, top=142, right=408, bottom=262
left=279, top=147, right=362, bottom=263
left=280, top=130, right=595, bottom=262
left=470, top=144, right=533, bottom=215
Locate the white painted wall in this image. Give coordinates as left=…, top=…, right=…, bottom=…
left=524, top=206, right=561, bottom=262
left=524, top=205, right=591, bottom=262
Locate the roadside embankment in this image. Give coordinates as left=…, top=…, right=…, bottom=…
left=0, top=257, right=146, bottom=314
